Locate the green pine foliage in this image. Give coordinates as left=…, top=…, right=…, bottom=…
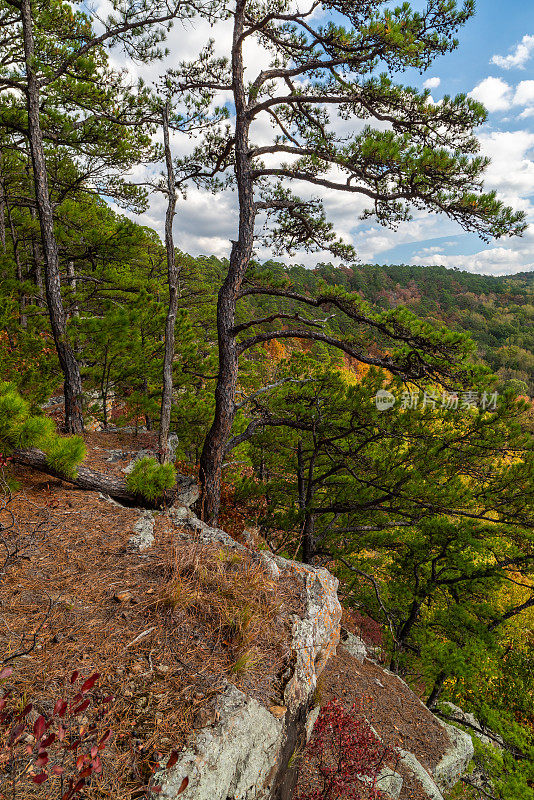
left=0, top=382, right=85, bottom=478
left=125, top=457, right=177, bottom=503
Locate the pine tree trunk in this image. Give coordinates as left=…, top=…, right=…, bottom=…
left=198, top=0, right=255, bottom=524
left=0, top=174, right=6, bottom=252
left=29, top=206, right=45, bottom=305
left=159, top=102, right=179, bottom=464
left=5, top=199, right=27, bottom=328
left=426, top=671, right=447, bottom=709
left=20, top=0, right=84, bottom=434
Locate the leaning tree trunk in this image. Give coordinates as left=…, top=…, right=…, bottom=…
left=12, top=448, right=197, bottom=509
left=158, top=102, right=179, bottom=464
left=20, top=0, right=84, bottom=434
left=198, top=0, right=255, bottom=524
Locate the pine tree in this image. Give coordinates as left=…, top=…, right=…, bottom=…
left=170, top=0, right=527, bottom=522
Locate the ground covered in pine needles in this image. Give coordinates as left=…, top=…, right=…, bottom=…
left=0, top=433, right=303, bottom=799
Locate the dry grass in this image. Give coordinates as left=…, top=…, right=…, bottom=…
left=0, top=434, right=304, bottom=800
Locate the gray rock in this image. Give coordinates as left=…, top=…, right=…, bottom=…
left=304, top=706, right=320, bottom=742
left=398, top=749, right=445, bottom=800
left=258, top=551, right=280, bottom=580
left=174, top=472, right=199, bottom=508
left=167, top=433, right=179, bottom=462
left=433, top=719, right=474, bottom=791
left=375, top=767, right=404, bottom=800
left=104, top=449, right=127, bottom=463
left=130, top=511, right=155, bottom=550
left=440, top=702, right=505, bottom=750
left=121, top=450, right=157, bottom=474
left=155, top=684, right=284, bottom=800
left=160, top=509, right=342, bottom=800
left=341, top=631, right=367, bottom=662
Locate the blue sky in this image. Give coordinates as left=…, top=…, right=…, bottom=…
left=98, top=0, right=534, bottom=276
left=372, top=0, right=534, bottom=273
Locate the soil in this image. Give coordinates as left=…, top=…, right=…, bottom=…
left=296, top=645, right=454, bottom=800
left=0, top=432, right=304, bottom=799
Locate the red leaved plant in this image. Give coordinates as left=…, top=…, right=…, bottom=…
left=295, top=698, right=395, bottom=800
left=0, top=669, right=113, bottom=799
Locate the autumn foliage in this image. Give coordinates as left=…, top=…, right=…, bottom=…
left=0, top=669, right=112, bottom=799
left=295, top=698, right=394, bottom=800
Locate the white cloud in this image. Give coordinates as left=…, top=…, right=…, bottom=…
left=514, top=80, right=534, bottom=105
left=477, top=130, right=534, bottom=206
left=92, top=7, right=534, bottom=276
left=491, top=34, right=534, bottom=70
left=411, top=244, right=534, bottom=276
left=468, top=77, right=513, bottom=112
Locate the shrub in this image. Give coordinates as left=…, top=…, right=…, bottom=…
left=126, top=457, right=176, bottom=502
left=0, top=382, right=85, bottom=478
left=295, top=698, right=394, bottom=800
left=0, top=669, right=113, bottom=799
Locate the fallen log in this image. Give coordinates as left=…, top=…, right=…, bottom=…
left=12, top=449, right=199, bottom=509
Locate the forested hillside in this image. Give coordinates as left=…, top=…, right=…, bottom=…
left=285, top=261, right=534, bottom=396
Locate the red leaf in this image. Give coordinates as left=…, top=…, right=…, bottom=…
left=61, top=779, right=75, bottom=800
left=35, top=753, right=49, bottom=768
left=78, top=767, right=93, bottom=779
left=34, top=715, right=47, bottom=740
left=20, top=703, right=33, bottom=719
left=72, top=699, right=90, bottom=715
left=10, top=722, right=26, bottom=744
left=41, top=733, right=56, bottom=748
left=58, top=724, right=66, bottom=742
left=76, top=753, right=86, bottom=771
left=92, top=755, right=102, bottom=774
left=80, top=673, right=100, bottom=694
left=0, top=667, right=13, bottom=680
left=70, top=693, right=83, bottom=708
left=31, top=772, right=48, bottom=785
left=52, top=766, right=65, bottom=776
left=53, top=698, right=67, bottom=716
left=166, top=750, right=179, bottom=770
left=66, top=738, right=81, bottom=751
left=0, top=699, right=6, bottom=712
left=70, top=671, right=79, bottom=685
left=90, top=745, right=98, bottom=759
left=97, top=728, right=112, bottom=750
left=177, top=777, right=189, bottom=794
left=152, top=787, right=162, bottom=794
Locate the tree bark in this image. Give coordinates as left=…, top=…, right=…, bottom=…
left=426, top=670, right=447, bottom=709
left=0, top=174, right=6, bottom=252
left=29, top=205, right=45, bottom=305
left=20, top=0, right=84, bottom=433
left=198, top=0, right=255, bottom=523
left=5, top=197, right=27, bottom=328
left=158, top=102, right=179, bottom=464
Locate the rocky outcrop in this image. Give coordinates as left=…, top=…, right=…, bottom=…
left=153, top=509, right=474, bottom=800
left=316, top=631, right=474, bottom=800
left=433, top=720, right=474, bottom=793
left=157, top=684, right=284, bottom=800
left=156, top=507, right=342, bottom=800
left=129, top=510, right=155, bottom=550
